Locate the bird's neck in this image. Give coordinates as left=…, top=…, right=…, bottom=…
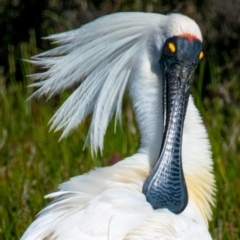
left=129, top=66, right=163, bottom=167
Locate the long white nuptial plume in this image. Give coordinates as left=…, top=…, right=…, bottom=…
left=28, top=13, right=165, bottom=154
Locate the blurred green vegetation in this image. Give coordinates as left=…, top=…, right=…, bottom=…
left=0, top=0, right=240, bottom=239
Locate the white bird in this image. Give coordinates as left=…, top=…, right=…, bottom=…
left=22, top=12, right=215, bottom=240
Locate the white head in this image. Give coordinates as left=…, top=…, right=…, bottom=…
left=164, top=14, right=202, bottom=41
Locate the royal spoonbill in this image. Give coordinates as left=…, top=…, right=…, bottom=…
left=22, top=12, right=215, bottom=239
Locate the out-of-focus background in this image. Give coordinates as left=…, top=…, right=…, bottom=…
left=0, top=0, right=240, bottom=239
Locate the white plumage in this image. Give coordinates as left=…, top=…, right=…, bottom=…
left=22, top=12, right=215, bottom=239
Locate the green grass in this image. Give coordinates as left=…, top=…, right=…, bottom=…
left=0, top=81, right=139, bottom=239
left=1, top=42, right=240, bottom=240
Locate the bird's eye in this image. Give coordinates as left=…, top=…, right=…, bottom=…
left=199, top=51, right=204, bottom=60
left=166, top=42, right=176, bottom=54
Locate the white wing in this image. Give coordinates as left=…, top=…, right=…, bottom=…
left=29, top=12, right=165, bottom=153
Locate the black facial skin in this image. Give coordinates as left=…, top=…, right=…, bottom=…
left=142, top=36, right=203, bottom=214
left=162, top=36, right=203, bottom=68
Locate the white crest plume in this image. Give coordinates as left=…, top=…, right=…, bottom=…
left=29, top=12, right=165, bottom=154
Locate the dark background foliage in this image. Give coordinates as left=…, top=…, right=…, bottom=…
left=1, top=0, right=240, bottom=84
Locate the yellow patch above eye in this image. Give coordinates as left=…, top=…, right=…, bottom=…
left=168, top=42, right=176, bottom=53
left=199, top=51, right=204, bottom=60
